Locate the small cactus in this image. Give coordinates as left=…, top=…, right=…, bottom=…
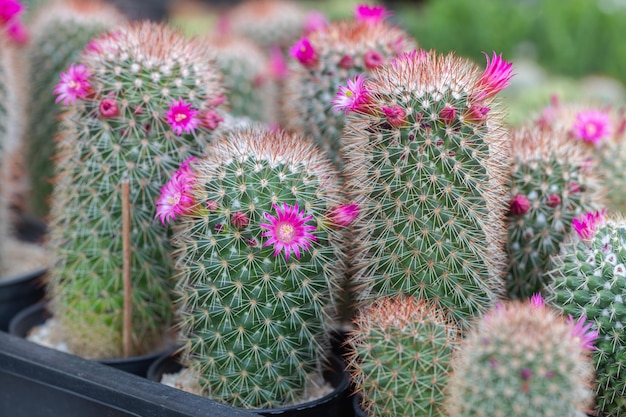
left=504, top=125, right=605, bottom=299
left=446, top=296, right=596, bottom=417
left=347, top=295, right=456, bottom=417
left=165, top=125, right=350, bottom=409
left=45, top=21, right=227, bottom=359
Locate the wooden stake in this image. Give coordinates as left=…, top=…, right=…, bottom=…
left=122, top=180, right=133, bottom=358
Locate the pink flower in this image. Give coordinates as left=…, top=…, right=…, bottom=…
left=231, top=211, right=250, bottom=229
left=381, top=105, right=406, bottom=127
left=5, top=19, right=27, bottom=44
left=260, top=203, right=317, bottom=260
left=338, top=54, right=354, bottom=69
left=155, top=158, right=197, bottom=225
left=290, top=37, right=318, bottom=67
left=355, top=4, right=391, bottom=24
left=203, top=110, right=223, bottom=130
left=53, top=63, right=92, bottom=106
left=364, top=50, right=384, bottom=69
left=327, top=204, right=359, bottom=227
left=476, top=51, right=513, bottom=99
left=464, top=103, right=490, bottom=123
left=99, top=98, right=119, bottom=118
left=530, top=294, right=545, bottom=308
left=572, top=209, right=606, bottom=240
left=439, top=105, right=457, bottom=125
left=546, top=193, right=561, bottom=208
left=572, top=110, right=612, bottom=145
left=331, top=74, right=371, bottom=114
left=0, top=0, right=24, bottom=24
left=509, top=194, right=531, bottom=216
left=568, top=314, right=598, bottom=351
left=269, top=45, right=288, bottom=80
left=165, top=98, right=200, bottom=136
left=304, top=10, right=328, bottom=35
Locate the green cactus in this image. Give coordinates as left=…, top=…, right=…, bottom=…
left=45, top=21, right=227, bottom=359
left=546, top=213, right=626, bottom=416
left=446, top=297, right=596, bottom=417
left=166, top=125, right=349, bottom=409
left=25, top=0, right=124, bottom=218
left=342, top=50, right=512, bottom=330
left=282, top=4, right=415, bottom=168
left=347, top=295, right=456, bottom=417
left=504, top=125, right=605, bottom=299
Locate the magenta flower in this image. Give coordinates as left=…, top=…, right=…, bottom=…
left=568, top=314, right=598, bottom=351
left=464, top=103, right=490, bottom=123
left=546, top=193, right=561, bottom=208
left=529, top=294, right=545, bottom=308
left=364, top=50, right=384, bottom=69
left=231, top=211, right=250, bottom=229
left=260, top=203, right=317, bottom=260
left=99, top=98, right=119, bottom=118
left=155, top=158, right=196, bottom=225
left=331, top=74, right=371, bottom=114
left=572, top=110, right=612, bottom=145
left=5, top=19, right=27, bottom=44
left=53, top=64, right=92, bottom=106
left=165, top=98, right=200, bottom=136
left=439, top=105, right=457, bottom=125
left=304, top=10, right=328, bottom=34
left=338, top=54, right=354, bottom=69
left=269, top=45, right=288, bottom=80
left=572, top=209, right=606, bottom=240
left=355, top=4, right=391, bottom=24
left=290, top=37, right=318, bottom=67
left=327, top=204, right=359, bottom=227
left=381, top=105, right=406, bottom=127
left=509, top=194, right=531, bottom=216
left=203, top=110, right=223, bottom=130
left=476, top=51, right=513, bottom=98
left=0, top=0, right=24, bottom=24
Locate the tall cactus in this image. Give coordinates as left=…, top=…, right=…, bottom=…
left=504, top=125, right=605, bottom=299
left=283, top=4, right=415, bottom=167
left=25, top=0, right=124, bottom=218
left=164, top=125, right=350, bottom=409
left=342, top=50, right=512, bottom=329
left=45, top=21, right=227, bottom=359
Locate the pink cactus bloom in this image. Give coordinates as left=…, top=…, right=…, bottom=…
left=260, top=203, right=317, bottom=260
left=465, top=103, right=490, bottom=123
left=572, top=209, right=606, bottom=240
left=290, top=37, right=318, bottom=67
left=355, top=4, right=391, bottom=24
left=476, top=51, right=513, bottom=99
left=304, top=10, right=328, bottom=35
left=572, top=109, right=612, bottom=145
left=203, top=110, right=223, bottom=130
left=331, top=74, right=371, bottom=114
left=568, top=314, right=598, bottom=351
left=5, top=19, right=27, bottom=44
left=155, top=158, right=196, bottom=225
left=381, top=105, right=406, bottom=127
left=231, top=211, right=250, bottom=229
left=530, top=294, right=545, bottom=308
left=327, top=204, right=359, bottom=227
left=0, top=0, right=24, bottom=24
left=53, top=63, right=92, bottom=106
left=439, top=105, right=457, bottom=125
left=364, top=50, right=384, bottom=69
left=166, top=98, right=200, bottom=136
left=546, top=193, right=561, bottom=208
left=509, top=194, right=531, bottom=216
left=99, top=98, right=119, bottom=118
left=269, top=45, right=288, bottom=80
left=338, top=54, right=354, bottom=69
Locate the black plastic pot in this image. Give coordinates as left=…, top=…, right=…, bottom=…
left=9, top=301, right=174, bottom=377
left=0, top=268, right=46, bottom=332
left=148, top=350, right=353, bottom=417
left=353, top=395, right=366, bottom=417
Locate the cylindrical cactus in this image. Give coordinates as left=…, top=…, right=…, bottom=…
left=347, top=295, right=456, bottom=417
left=25, top=0, right=124, bottom=218
left=504, top=125, right=605, bottom=299
left=342, top=50, right=512, bottom=329
left=45, top=21, right=227, bottom=359
left=546, top=211, right=626, bottom=416
left=164, top=125, right=351, bottom=409
left=283, top=4, right=415, bottom=167
left=446, top=296, right=597, bottom=417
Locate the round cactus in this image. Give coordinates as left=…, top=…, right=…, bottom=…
left=282, top=4, right=415, bottom=168
left=347, top=295, right=456, bottom=417
left=342, top=50, right=512, bottom=330
left=504, top=125, right=605, bottom=299
left=165, top=125, right=351, bottom=409
left=446, top=296, right=596, bottom=417
left=45, top=21, right=227, bottom=359
left=546, top=212, right=626, bottom=416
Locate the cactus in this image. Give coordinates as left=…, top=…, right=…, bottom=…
left=546, top=212, right=626, bottom=416
left=164, top=125, right=350, bottom=409
left=347, top=295, right=456, bottom=417
left=504, top=125, right=605, bottom=299
left=446, top=296, right=596, bottom=417
left=283, top=4, right=415, bottom=167
left=342, top=50, right=512, bottom=329
left=45, top=21, right=227, bottom=359
left=25, top=0, right=124, bottom=218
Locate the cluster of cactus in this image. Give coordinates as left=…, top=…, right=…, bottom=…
left=446, top=295, right=596, bottom=417
left=25, top=0, right=124, bottom=218
left=504, top=125, right=605, bottom=299
left=347, top=295, right=456, bottom=417
left=341, top=50, right=512, bottom=330
left=164, top=126, right=352, bottom=408
left=283, top=4, right=415, bottom=167
left=546, top=211, right=626, bottom=416
left=45, top=21, right=227, bottom=358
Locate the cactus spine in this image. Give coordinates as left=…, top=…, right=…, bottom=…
left=505, top=125, right=605, bottom=299
left=46, top=22, right=227, bottom=359
left=446, top=297, right=596, bottom=417
left=347, top=296, right=456, bottom=417
left=25, top=0, right=124, bottom=218
left=343, top=51, right=511, bottom=329
left=168, top=126, right=347, bottom=409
